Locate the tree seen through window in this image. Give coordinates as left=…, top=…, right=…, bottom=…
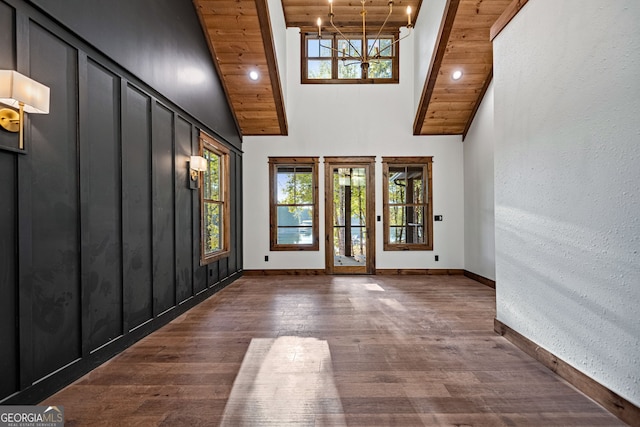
left=305, top=34, right=396, bottom=81
left=269, top=157, right=319, bottom=251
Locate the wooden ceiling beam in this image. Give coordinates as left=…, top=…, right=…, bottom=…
left=255, top=0, right=288, bottom=135
left=462, top=67, right=492, bottom=141
left=490, top=0, right=530, bottom=41
left=414, top=0, right=511, bottom=137
left=413, top=0, right=460, bottom=135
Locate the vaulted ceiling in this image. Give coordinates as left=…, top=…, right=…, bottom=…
left=193, top=0, right=514, bottom=138
left=282, top=0, right=422, bottom=33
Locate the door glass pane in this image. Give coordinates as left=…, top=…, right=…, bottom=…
left=332, top=167, right=367, bottom=269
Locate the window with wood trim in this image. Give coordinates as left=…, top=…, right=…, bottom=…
left=269, top=157, right=319, bottom=251
left=302, top=33, right=399, bottom=83
left=200, top=132, right=230, bottom=264
left=382, top=157, right=433, bottom=250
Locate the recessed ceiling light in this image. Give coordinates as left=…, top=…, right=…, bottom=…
left=452, top=70, right=463, bottom=80
left=249, top=71, right=259, bottom=81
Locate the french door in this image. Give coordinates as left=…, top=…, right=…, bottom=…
left=324, top=157, right=375, bottom=274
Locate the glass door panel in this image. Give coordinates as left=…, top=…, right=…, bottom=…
left=332, top=167, right=367, bottom=272
left=324, top=158, right=375, bottom=274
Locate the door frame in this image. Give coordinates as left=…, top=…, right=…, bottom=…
left=324, top=156, right=376, bottom=274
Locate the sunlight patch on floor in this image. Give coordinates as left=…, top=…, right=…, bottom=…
left=360, top=282, right=385, bottom=291
left=220, top=336, right=346, bottom=426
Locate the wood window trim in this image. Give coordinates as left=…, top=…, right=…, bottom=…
left=269, top=156, right=320, bottom=251
left=200, top=132, right=231, bottom=265
left=382, top=156, right=433, bottom=251
left=301, top=33, right=400, bottom=84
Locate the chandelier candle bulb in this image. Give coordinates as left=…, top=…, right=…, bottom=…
left=313, top=0, right=413, bottom=79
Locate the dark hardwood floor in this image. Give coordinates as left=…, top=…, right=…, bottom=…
left=43, top=275, right=625, bottom=426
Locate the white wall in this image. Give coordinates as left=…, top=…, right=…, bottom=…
left=412, top=0, right=447, bottom=115
left=243, top=27, right=464, bottom=271
left=463, top=81, right=495, bottom=280
left=493, top=0, right=640, bottom=406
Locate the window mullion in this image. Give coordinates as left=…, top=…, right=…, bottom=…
left=332, top=34, right=338, bottom=79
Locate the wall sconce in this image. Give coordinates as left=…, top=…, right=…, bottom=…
left=189, top=155, right=207, bottom=189
left=0, top=70, right=50, bottom=151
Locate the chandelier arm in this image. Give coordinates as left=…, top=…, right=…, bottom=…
left=318, top=43, right=381, bottom=65
left=341, top=60, right=363, bottom=67
left=320, top=43, right=348, bottom=55
left=367, top=3, right=394, bottom=58
left=329, top=17, right=364, bottom=59
left=317, top=37, right=360, bottom=59
left=319, top=2, right=413, bottom=71
left=384, top=26, right=412, bottom=52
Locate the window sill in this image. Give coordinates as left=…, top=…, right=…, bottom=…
left=201, top=250, right=230, bottom=266
left=383, top=244, right=433, bottom=251
left=301, top=78, right=399, bottom=85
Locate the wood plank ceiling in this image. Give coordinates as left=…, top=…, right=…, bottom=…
left=281, top=0, right=422, bottom=33
left=194, top=0, right=288, bottom=136
left=194, top=0, right=513, bottom=138
left=414, top=0, right=512, bottom=136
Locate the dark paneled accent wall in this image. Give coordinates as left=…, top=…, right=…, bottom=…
left=29, top=21, right=81, bottom=382
left=0, top=2, right=18, bottom=401
left=29, top=0, right=241, bottom=149
left=0, top=0, right=243, bottom=404
left=82, top=59, right=123, bottom=351
left=0, top=154, right=18, bottom=399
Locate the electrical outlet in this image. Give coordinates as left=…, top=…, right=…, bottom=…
left=435, top=255, right=439, bottom=261
left=264, top=255, right=269, bottom=262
